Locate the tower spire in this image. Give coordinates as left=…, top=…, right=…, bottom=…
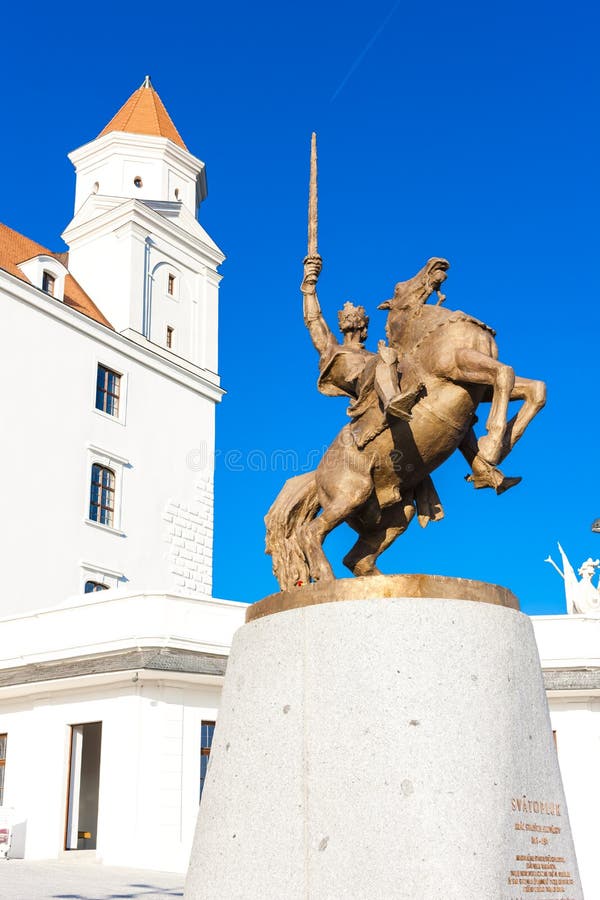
left=97, top=78, right=187, bottom=150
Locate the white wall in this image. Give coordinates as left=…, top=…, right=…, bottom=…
left=63, top=201, right=223, bottom=369
left=548, top=699, right=600, bottom=897
left=0, top=592, right=248, bottom=871
left=0, top=677, right=224, bottom=871
left=69, top=133, right=204, bottom=220
left=0, top=274, right=222, bottom=617
left=532, top=613, right=600, bottom=900
left=0, top=592, right=248, bottom=665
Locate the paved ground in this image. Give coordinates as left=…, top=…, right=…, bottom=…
left=0, top=859, right=184, bottom=900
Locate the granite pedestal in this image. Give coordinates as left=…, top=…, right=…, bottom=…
left=185, top=576, right=583, bottom=899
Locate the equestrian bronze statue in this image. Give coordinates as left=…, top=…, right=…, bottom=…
left=265, top=134, right=546, bottom=591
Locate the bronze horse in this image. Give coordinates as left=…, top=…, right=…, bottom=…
left=265, top=257, right=545, bottom=591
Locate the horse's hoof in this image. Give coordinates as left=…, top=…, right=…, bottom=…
left=351, top=563, right=383, bottom=578
left=495, top=475, right=522, bottom=495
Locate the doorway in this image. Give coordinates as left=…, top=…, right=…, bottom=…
left=65, top=722, right=102, bottom=850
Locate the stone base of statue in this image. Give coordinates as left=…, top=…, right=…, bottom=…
left=184, top=575, right=583, bottom=899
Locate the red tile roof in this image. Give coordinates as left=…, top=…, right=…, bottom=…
left=98, top=77, right=187, bottom=150
left=0, top=222, right=112, bottom=328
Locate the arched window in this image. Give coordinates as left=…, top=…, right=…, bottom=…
left=89, top=464, right=115, bottom=527
left=84, top=580, right=109, bottom=593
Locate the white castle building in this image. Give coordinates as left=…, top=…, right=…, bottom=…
left=0, top=77, right=247, bottom=873
left=0, top=78, right=598, bottom=896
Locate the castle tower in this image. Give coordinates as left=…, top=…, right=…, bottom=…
left=63, top=76, right=223, bottom=371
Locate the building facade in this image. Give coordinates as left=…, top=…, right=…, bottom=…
left=0, top=76, right=234, bottom=873
left=0, top=77, right=222, bottom=618
left=0, top=590, right=246, bottom=872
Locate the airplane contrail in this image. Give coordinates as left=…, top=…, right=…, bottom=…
left=330, top=0, right=403, bottom=103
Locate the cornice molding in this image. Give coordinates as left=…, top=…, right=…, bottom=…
left=62, top=197, right=224, bottom=266
left=69, top=131, right=206, bottom=177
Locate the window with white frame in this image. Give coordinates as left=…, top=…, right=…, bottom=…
left=17, top=255, right=66, bottom=301
left=96, top=365, right=121, bottom=417
left=81, top=562, right=124, bottom=593
left=85, top=445, right=129, bottom=533
left=89, top=464, right=115, bottom=527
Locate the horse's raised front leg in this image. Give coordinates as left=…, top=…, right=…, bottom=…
left=451, top=349, right=515, bottom=465
left=498, top=376, right=546, bottom=461
left=343, top=502, right=415, bottom=577
left=460, top=427, right=521, bottom=493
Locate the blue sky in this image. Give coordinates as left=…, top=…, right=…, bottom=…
left=1, top=0, right=598, bottom=613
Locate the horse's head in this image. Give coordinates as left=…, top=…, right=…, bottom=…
left=378, top=258, right=450, bottom=312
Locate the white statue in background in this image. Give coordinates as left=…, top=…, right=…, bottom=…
left=546, top=543, right=600, bottom=615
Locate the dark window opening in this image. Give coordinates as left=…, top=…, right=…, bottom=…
left=42, top=272, right=56, bottom=295
left=167, top=274, right=175, bottom=295
left=65, top=723, right=102, bottom=851
left=84, top=581, right=109, bottom=594
left=133, top=176, right=143, bottom=188
left=200, top=720, right=215, bottom=801
left=166, top=326, right=174, bottom=349
left=95, top=364, right=121, bottom=417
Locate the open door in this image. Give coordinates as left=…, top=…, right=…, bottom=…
left=65, top=722, right=102, bottom=850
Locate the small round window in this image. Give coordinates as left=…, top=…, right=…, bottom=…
left=134, top=176, right=143, bottom=188
left=92, top=181, right=99, bottom=194
left=174, top=188, right=180, bottom=200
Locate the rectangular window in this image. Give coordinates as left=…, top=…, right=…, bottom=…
left=89, top=464, right=115, bottom=528
left=0, top=734, right=6, bottom=805
left=95, top=365, right=121, bottom=417
left=42, top=272, right=55, bottom=296
left=200, top=720, right=215, bottom=801
left=167, top=274, right=175, bottom=295
left=166, top=326, right=174, bottom=349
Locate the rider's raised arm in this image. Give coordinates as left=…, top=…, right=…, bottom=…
left=301, top=254, right=337, bottom=357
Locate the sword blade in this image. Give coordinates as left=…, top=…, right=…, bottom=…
left=308, top=132, right=318, bottom=256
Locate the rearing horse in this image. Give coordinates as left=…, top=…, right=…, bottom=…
left=265, top=257, right=545, bottom=591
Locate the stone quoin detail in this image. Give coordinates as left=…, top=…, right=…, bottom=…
left=164, top=479, right=214, bottom=595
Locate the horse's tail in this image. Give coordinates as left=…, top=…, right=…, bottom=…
left=265, top=471, right=320, bottom=591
